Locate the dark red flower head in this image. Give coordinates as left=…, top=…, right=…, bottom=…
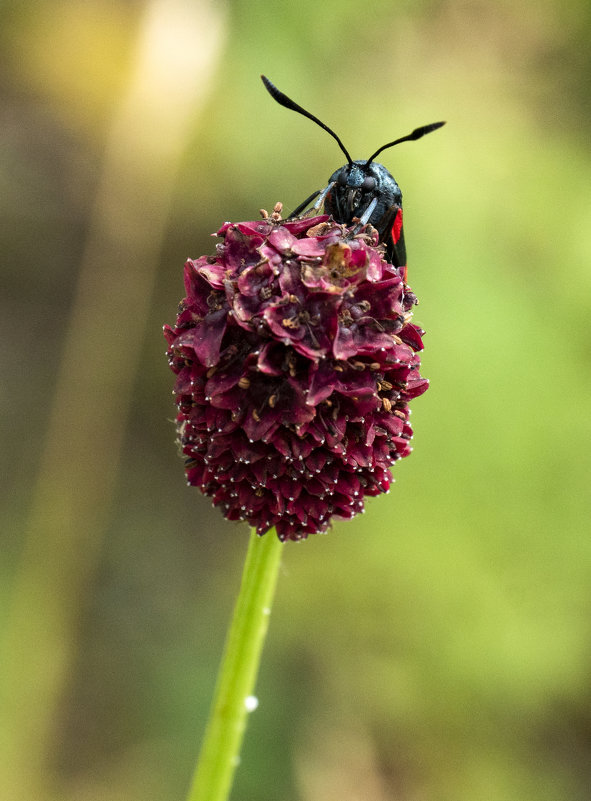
left=164, top=204, right=428, bottom=541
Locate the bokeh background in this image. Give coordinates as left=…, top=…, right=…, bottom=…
left=2, top=1, right=590, bottom=800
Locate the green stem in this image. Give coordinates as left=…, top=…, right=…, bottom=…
left=186, top=529, right=284, bottom=801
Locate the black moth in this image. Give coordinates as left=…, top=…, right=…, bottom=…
left=261, top=75, right=444, bottom=273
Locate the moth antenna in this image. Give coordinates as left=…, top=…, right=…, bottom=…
left=366, top=121, right=446, bottom=166
left=261, top=75, right=353, bottom=166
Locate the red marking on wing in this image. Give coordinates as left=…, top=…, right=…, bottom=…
left=391, top=208, right=403, bottom=243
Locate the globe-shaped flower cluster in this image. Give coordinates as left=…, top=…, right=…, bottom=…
left=164, top=206, right=428, bottom=541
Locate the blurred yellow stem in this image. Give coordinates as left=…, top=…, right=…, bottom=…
left=0, top=3, right=227, bottom=799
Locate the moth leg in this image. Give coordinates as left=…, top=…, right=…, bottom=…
left=312, top=181, right=335, bottom=212
left=354, top=196, right=378, bottom=229
left=288, top=180, right=336, bottom=219
left=288, top=190, right=321, bottom=218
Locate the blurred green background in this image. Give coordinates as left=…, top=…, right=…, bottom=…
left=2, top=1, right=590, bottom=800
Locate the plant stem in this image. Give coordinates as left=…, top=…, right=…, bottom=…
left=186, top=529, right=284, bottom=801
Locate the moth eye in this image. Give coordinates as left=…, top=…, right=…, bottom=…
left=337, top=171, right=348, bottom=186
left=363, top=176, right=376, bottom=190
